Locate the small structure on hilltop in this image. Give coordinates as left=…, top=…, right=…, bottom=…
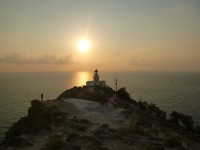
left=86, top=69, right=106, bottom=87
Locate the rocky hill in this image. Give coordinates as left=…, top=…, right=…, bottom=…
left=1, top=86, right=200, bottom=150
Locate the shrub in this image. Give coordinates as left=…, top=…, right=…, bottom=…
left=179, top=114, right=194, bottom=130
left=169, top=111, right=194, bottom=130
left=116, top=87, right=131, bottom=101
left=148, top=103, right=166, bottom=120
left=137, top=100, right=166, bottom=120
left=169, top=111, right=180, bottom=125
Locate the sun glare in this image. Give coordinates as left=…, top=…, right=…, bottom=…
left=77, top=39, right=89, bottom=52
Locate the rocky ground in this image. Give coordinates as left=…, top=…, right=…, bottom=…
left=0, top=86, right=200, bottom=150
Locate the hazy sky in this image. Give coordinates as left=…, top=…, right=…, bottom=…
left=0, top=0, right=199, bottom=72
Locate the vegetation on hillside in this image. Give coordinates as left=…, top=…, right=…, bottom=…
left=58, top=86, right=199, bottom=133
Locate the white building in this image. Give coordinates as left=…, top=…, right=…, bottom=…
left=86, top=69, right=106, bottom=87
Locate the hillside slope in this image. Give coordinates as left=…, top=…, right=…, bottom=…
left=1, top=86, right=200, bottom=150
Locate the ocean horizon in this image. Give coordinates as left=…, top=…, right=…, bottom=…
left=0, top=71, right=200, bottom=141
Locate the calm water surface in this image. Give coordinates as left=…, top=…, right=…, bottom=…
left=0, top=71, right=200, bottom=141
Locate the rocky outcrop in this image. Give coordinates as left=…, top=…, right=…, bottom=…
left=2, top=100, right=67, bottom=147
left=1, top=86, right=200, bottom=149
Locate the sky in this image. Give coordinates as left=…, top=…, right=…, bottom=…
left=0, top=0, right=200, bottom=72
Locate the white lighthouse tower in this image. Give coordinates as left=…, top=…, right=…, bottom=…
left=93, top=69, right=99, bottom=82
left=86, top=69, right=106, bottom=87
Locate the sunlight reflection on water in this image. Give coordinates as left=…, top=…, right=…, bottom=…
left=71, top=72, right=92, bottom=87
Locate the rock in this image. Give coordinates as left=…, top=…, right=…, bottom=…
left=5, top=135, right=33, bottom=148
left=94, top=124, right=116, bottom=139
left=3, top=100, right=66, bottom=145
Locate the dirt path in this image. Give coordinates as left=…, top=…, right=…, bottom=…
left=61, top=98, right=129, bottom=127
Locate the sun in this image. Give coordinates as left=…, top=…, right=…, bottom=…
left=77, top=39, right=89, bottom=52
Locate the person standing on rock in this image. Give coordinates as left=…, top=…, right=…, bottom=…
left=41, top=93, right=43, bottom=101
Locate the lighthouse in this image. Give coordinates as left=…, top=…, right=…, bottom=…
left=86, top=69, right=106, bottom=87
left=93, top=69, right=99, bottom=82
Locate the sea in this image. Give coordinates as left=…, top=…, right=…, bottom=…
left=0, top=71, right=200, bottom=141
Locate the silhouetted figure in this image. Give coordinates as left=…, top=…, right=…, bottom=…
left=41, top=93, right=43, bottom=101
left=61, top=97, right=64, bottom=103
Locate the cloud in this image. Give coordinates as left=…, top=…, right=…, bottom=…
left=0, top=53, right=72, bottom=64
